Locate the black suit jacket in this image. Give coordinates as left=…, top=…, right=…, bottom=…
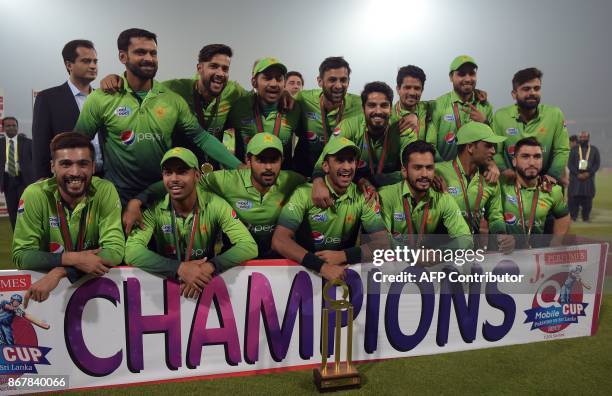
left=0, top=134, right=34, bottom=189
left=32, top=82, right=80, bottom=180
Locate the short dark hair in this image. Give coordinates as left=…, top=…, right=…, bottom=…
left=402, top=140, right=435, bottom=166
left=396, top=65, right=426, bottom=88
left=319, top=56, right=351, bottom=78
left=512, top=67, right=543, bottom=90
left=361, top=81, right=393, bottom=106
left=514, top=137, right=542, bottom=155
left=62, top=39, right=95, bottom=74
left=117, top=28, right=157, bottom=52
left=569, top=135, right=578, bottom=142
left=50, top=132, right=95, bottom=161
left=198, top=44, right=233, bottom=63
left=2, top=117, right=18, bottom=127
left=287, top=71, right=304, bottom=85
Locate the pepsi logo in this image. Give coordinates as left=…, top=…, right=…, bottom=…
left=507, top=144, right=515, bottom=156
left=231, top=209, right=238, bottom=219
left=165, top=245, right=177, bottom=256
left=312, top=231, right=325, bottom=244
left=120, top=130, right=136, bottom=145
left=358, top=160, right=367, bottom=168
left=49, top=242, right=64, bottom=254
left=333, top=128, right=341, bottom=136
left=373, top=202, right=381, bottom=214
left=445, top=132, right=456, bottom=144
left=17, top=199, right=25, bottom=214
left=504, top=213, right=517, bottom=225
left=306, top=131, right=318, bottom=141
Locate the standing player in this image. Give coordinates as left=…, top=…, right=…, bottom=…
left=293, top=57, right=363, bottom=177
left=378, top=140, right=473, bottom=250
left=225, top=58, right=301, bottom=169
left=200, top=133, right=305, bottom=258
left=125, top=148, right=257, bottom=298
left=272, top=138, right=387, bottom=281
left=0, top=295, right=24, bottom=345
left=493, top=67, right=569, bottom=185
left=392, top=65, right=431, bottom=143
left=500, top=138, right=570, bottom=248
left=559, top=265, right=591, bottom=304
left=427, top=56, right=494, bottom=163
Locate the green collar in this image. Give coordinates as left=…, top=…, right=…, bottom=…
left=511, top=104, right=541, bottom=123
left=121, top=73, right=164, bottom=98
left=401, top=180, right=431, bottom=207
left=324, top=176, right=355, bottom=203
left=450, top=90, right=476, bottom=105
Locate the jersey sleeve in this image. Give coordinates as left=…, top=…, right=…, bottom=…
left=125, top=206, right=180, bottom=278
left=440, top=193, right=474, bottom=248
left=547, top=109, right=570, bottom=180
left=491, top=112, right=509, bottom=171
left=209, top=196, right=258, bottom=272
left=550, top=186, right=570, bottom=218
left=484, top=182, right=506, bottom=234
left=425, top=103, right=443, bottom=162
left=96, top=182, right=125, bottom=265
left=199, top=170, right=226, bottom=195
left=277, top=186, right=309, bottom=231
left=74, top=91, right=103, bottom=138
left=12, top=185, right=62, bottom=270
left=359, top=198, right=386, bottom=233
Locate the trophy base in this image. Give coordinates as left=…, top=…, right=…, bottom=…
left=313, top=363, right=361, bottom=392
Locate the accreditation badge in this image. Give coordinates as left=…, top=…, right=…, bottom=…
left=578, top=159, right=588, bottom=171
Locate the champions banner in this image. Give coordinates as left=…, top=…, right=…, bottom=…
left=0, top=243, right=607, bottom=394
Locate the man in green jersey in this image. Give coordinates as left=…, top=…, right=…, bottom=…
left=125, top=147, right=257, bottom=298
left=272, top=138, right=387, bottom=281
left=75, top=29, right=241, bottom=224
left=392, top=65, right=432, bottom=144
left=435, top=122, right=515, bottom=253
left=311, top=82, right=411, bottom=207
left=378, top=140, right=473, bottom=250
left=293, top=56, right=363, bottom=177
left=201, top=133, right=305, bottom=258
left=427, top=56, right=494, bottom=164
left=492, top=67, right=569, bottom=184
left=12, top=132, right=124, bottom=306
left=500, top=137, right=570, bottom=249
left=225, top=58, right=302, bottom=169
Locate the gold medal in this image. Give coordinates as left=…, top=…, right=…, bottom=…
left=200, top=162, right=214, bottom=175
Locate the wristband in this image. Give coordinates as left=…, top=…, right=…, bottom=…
left=301, top=252, right=325, bottom=272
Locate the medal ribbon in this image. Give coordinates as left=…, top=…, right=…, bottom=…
left=193, top=85, right=221, bottom=138
left=253, top=99, right=282, bottom=136
left=170, top=206, right=200, bottom=263
left=364, top=126, right=389, bottom=176
left=56, top=201, right=88, bottom=252
left=452, top=159, right=484, bottom=232
left=514, top=182, right=539, bottom=239
left=319, top=94, right=345, bottom=144
left=403, top=196, right=429, bottom=247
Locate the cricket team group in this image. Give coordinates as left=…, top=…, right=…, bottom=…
left=11, top=27, right=571, bottom=304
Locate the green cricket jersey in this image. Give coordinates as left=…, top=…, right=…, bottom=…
left=12, top=177, right=124, bottom=282
left=492, top=104, right=569, bottom=180
left=225, top=93, right=302, bottom=168
left=500, top=180, right=569, bottom=238
left=435, top=158, right=505, bottom=234
left=427, top=91, right=493, bottom=161
left=378, top=181, right=473, bottom=248
left=277, top=178, right=385, bottom=251
left=162, top=78, right=248, bottom=163
left=125, top=186, right=257, bottom=278
left=293, top=89, right=363, bottom=176
left=75, top=75, right=241, bottom=205
left=200, top=168, right=306, bottom=258
left=389, top=100, right=432, bottom=144
left=312, top=115, right=412, bottom=187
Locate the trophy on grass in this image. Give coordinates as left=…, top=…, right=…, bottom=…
left=313, top=279, right=361, bottom=391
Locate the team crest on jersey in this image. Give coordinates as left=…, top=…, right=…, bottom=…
left=49, top=216, right=59, bottom=228
left=155, top=106, right=167, bottom=119
left=448, top=186, right=459, bottom=196
left=506, top=127, right=518, bottom=136
left=524, top=267, right=588, bottom=333
left=114, top=106, right=132, bottom=117
left=506, top=194, right=518, bottom=205
left=443, top=114, right=455, bottom=122
left=393, top=212, right=405, bottom=221
left=236, top=200, right=253, bottom=210
left=306, top=112, right=321, bottom=121
left=161, top=224, right=173, bottom=234
left=120, top=130, right=136, bottom=145
left=49, top=242, right=64, bottom=254
left=311, top=213, right=328, bottom=222
left=17, top=199, right=25, bottom=214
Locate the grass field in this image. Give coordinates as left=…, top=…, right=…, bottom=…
left=1, top=173, right=611, bottom=395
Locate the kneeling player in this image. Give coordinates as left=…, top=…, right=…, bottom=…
left=12, top=132, right=125, bottom=305
left=125, top=148, right=257, bottom=298
left=272, top=138, right=388, bottom=281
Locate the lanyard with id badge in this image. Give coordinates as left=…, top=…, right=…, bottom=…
left=578, top=144, right=590, bottom=171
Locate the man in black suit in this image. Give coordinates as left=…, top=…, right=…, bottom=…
left=32, top=39, right=101, bottom=180
left=1, top=117, right=33, bottom=229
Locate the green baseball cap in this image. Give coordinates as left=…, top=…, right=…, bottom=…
left=252, top=57, right=287, bottom=77
left=450, top=55, right=478, bottom=73
left=160, top=147, right=199, bottom=170
left=246, top=133, right=284, bottom=156
left=456, top=122, right=506, bottom=145
left=321, top=137, right=360, bottom=159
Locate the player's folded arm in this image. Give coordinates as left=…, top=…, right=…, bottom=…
left=96, top=182, right=126, bottom=266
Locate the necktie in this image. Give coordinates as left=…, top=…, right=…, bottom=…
left=7, top=140, right=17, bottom=177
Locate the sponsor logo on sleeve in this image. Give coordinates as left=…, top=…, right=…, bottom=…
left=17, top=200, right=25, bottom=214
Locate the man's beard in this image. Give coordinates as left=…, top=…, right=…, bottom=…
left=516, top=166, right=540, bottom=181
left=253, top=170, right=278, bottom=187
left=126, top=59, right=158, bottom=80
left=408, top=175, right=431, bottom=192
left=323, top=87, right=345, bottom=105
left=367, top=114, right=389, bottom=136
left=517, top=96, right=540, bottom=110
left=59, top=175, right=90, bottom=198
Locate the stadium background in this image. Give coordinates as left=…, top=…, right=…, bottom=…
left=1, top=0, right=611, bottom=393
